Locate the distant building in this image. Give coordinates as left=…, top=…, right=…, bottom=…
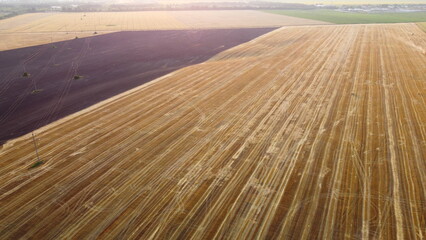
left=50, top=6, right=62, bottom=11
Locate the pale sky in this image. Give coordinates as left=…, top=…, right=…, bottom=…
left=261, top=0, right=426, bottom=3
left=159, top=0, right=426, bottom=4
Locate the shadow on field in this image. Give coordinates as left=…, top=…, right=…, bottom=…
left=0, top=28, right=276, bottom=144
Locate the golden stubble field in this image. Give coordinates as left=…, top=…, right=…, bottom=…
left=418, top=22, right=426, bottom=32
left=0, top=23, right=425, bottom=239
left=0, top=10, right=328, bottom=51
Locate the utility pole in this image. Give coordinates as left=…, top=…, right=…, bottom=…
left=31, top=132, right=41, bottom=162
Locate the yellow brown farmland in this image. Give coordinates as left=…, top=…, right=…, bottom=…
left=0, top=31, right=113, bottom=51
left=418, top=22, right=426, bottom=32
left=1, top=23, right=425, bottom=239
left=0, top=11, right=328, bottom=51
left=0, top=12, right=186, bottom=32
left=1, top=11, right=327, bottom=32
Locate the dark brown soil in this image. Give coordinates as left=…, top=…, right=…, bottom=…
left=0, top=28, right=276, bottom=144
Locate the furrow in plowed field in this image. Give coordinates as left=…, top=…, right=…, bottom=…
left=1, top=23, right=426, bottom=239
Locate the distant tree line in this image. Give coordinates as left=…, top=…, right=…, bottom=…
left=0, top=4, right=53, bottom=19
left=62, top=2, right=319, bottom=12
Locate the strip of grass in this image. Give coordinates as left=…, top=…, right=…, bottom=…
left=264, top=9, right=426, bottom=24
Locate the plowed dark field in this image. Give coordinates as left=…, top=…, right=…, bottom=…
left=0, top=28, right=276, bottom=144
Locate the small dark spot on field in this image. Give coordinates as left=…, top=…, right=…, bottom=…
left=31, top=89, right=43, bottom=94
left=29, top=160, right=44, bottom=169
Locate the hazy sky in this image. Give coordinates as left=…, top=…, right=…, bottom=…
left=258, top=0, right=426, bottom=3
left=301, top=0, right=426, bottom=3
left=4, top=0, right=425, bottom=5
left=158, top=0, right=426, bottom=4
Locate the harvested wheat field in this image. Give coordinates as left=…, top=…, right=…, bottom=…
left=0, top=13, right=111, bottom=51
left=1, top=23, right=426, bottom=239
left=1, top=11, right=327, bottom=33
left=418, top=22, right=426, bottom=32
left=0, top=31, right=113, bottom=52
left=0, top=12, right=185, bottom=33
left=0, top=10, right=328, bottom=51
left=170, top=10, right=329, bottom=29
